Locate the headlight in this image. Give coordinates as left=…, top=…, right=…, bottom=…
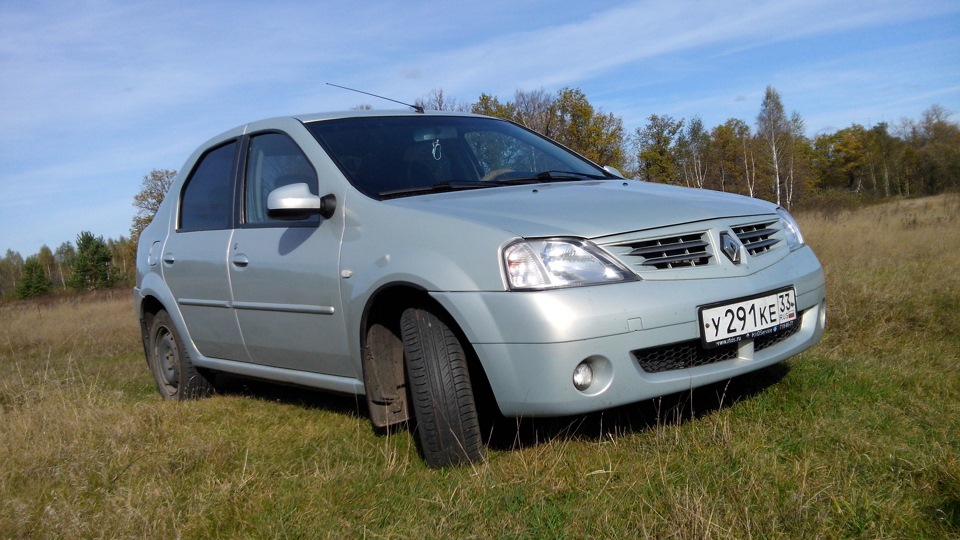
left=503, top=238, right=635, bottom=290
left=777, top=208, right=805, bottom=249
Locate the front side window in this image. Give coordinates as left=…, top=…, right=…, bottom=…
left=244, top=132, right=319, bottom=225
left=179, top=141, right=237, bottom=232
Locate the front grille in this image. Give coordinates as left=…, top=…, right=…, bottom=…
left=608, top=232, right=711, bottom=270
left=754, top=317, right=801, bottom=351
left=633, top=340, right=738, bottom=373
left=733, top=221, right=781, bottom=255
left=632, top=314, right=803, bottom=373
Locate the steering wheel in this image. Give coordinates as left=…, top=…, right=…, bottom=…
left=480, top=168, right=514, bottom=182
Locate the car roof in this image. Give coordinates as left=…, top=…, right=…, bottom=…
left=292, top=109, right=485, bottom=123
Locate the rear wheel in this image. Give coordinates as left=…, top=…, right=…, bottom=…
left=400, top=307, right=483, bottom=467
left=147, top=310, right=214, bottom=400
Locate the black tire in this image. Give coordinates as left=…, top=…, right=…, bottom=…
left=400, top=307, right=484, bottom=467
left=147, top=310, right=214, bottom=401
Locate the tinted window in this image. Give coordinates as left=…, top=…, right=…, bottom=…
left=243, top=133, right=319, bottom=225
left=306, top=116, right=605, bottom=199
left=464, top=130, right=566, bottom=175
left=179, top=141, right=237, bottom=231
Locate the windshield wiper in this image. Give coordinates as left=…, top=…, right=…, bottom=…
left=539, top=170, right=610, bottom=180
left=379, top=181, right=497, bottom=199
left=494, top=170, right=610, bottom=184
left=379, top=171, right=611, bottom=199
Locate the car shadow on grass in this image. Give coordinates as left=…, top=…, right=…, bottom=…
left=480, top=362, right=791, bottom=452
left=211, top=373, right=367, bottom=420
left=206, top=362, right=789, bottom=459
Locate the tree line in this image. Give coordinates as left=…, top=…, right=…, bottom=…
left=2, top=88, right=957, bottom=302
left=0, top=170, right=174, bottom=302
left=0, top=233, right=133, bottom=301
left=634, top=92, right=959, bottom=208
left=415, top=85, right=959, bottom=208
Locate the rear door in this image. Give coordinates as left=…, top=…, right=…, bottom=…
left=160, top=140, right=248, bottom=361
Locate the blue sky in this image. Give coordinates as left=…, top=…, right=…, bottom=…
left=2, top=0, right=958, bottom=258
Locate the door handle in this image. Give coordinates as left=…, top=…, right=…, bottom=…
left=232, top=254, right=249, bottom=268
left=162, top=254, right=175, bottom=265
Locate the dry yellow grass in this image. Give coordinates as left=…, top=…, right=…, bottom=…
left=798, top=193, right=960, bottom=358
left=1, top=291, right=140, bottom=359
left=0, top=196, right=958, bottom=538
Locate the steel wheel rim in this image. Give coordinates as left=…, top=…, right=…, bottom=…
left=154, top=326, right=179, bottom=393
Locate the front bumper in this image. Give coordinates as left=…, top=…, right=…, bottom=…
left=432, top=245, right=826, bottom=417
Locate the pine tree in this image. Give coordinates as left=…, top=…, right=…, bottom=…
left=69, top=232, right=116, bottom=292
left=16, top=256, right=50, bottom=299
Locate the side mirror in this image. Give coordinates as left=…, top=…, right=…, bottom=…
left=603, top=165, right=625, bottom=179
left=267, top=183, right=336, bottom=220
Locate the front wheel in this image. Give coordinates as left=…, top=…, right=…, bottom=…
left=401, top=307, right=484, bottom=467
left=147, top=310, right=214, bottom=401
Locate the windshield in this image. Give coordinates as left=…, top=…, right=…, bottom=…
left=305, top=115, right=610, bottom=199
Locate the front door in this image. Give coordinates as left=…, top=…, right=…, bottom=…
left=228, top=131, right=352, bottom=376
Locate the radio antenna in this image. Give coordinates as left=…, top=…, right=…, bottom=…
left=326, top=83, right=424, bottom=113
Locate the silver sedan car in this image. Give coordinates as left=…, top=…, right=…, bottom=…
left=135, top=111, right=826, bottom=467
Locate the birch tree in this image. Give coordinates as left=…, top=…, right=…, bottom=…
left=678, top=116, right=708, bottom=188
left=756, top=86, right=789, bottom=206
left=783, top=112, right=808, bottom=208
left=54, top=241, right=76, bottom=290
left=415, top=88, right=470, bottom=112
left=513, top=88, right=560, bottom=139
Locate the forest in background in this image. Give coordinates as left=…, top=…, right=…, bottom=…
left=2, top=85, right=958, bottom=302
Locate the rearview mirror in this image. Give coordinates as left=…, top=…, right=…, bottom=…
left=413, top=126, right=458, bottom=141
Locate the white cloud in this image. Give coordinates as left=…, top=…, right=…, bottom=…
left=0, top=0, right=958, bottom=256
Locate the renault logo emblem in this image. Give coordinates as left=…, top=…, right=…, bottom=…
left=720, top=232, right=742, bottom=264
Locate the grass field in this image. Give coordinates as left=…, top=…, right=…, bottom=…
left=2, top=194, right=959, bottom=539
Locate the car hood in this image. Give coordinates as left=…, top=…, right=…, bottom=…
left=388, top=180, right=779, bottom=239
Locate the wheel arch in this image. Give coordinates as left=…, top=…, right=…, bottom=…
left=359, top=282, right=493, bottom=429
left=137, top=293, right=168, bottom=361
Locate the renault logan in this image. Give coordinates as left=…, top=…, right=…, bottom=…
left=135, top=110, right=826, bottom=467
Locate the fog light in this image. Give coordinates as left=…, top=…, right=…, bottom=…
left=572, top=362, right=594, bottom=391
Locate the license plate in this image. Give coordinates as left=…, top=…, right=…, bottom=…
left=699, top=288, right=797, bottom=348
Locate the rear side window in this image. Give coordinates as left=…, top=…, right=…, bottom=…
left=179, top=141, right=237, bottom=232
left=243, top=132, right=319, bottom=226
